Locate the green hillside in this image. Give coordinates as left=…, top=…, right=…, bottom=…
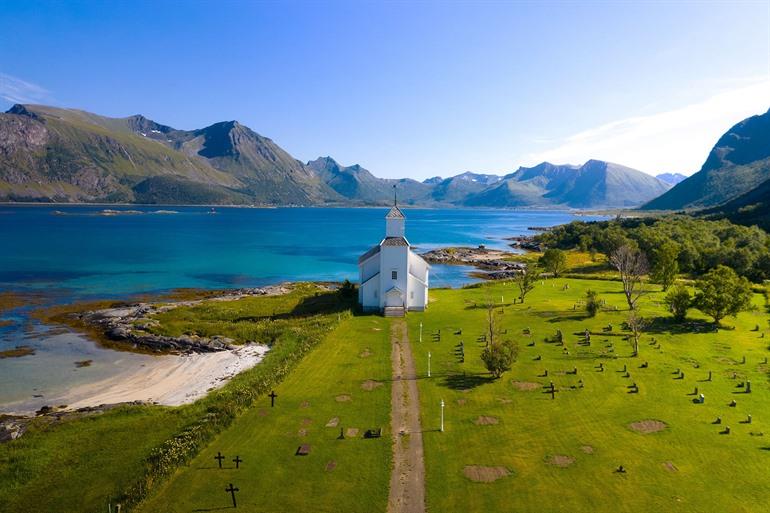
left=642, top=108, right=770, bottom=210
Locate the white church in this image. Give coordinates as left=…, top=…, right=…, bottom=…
left=358, top=204, right=430, bottom=316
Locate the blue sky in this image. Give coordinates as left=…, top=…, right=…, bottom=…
left=1, top=0, right=769, bottom=178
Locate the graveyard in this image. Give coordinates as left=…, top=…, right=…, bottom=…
left=2, top=274, right=770, bottom=512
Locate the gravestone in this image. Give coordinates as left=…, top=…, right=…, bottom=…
left=226, top=483, right=239, bottom=508
left=215, top=452, right=225, bottom=469
left=233, top=455, right=243, bottom=469
left=746, top=381, right=752, bottom=393
left=296, top=444, right=311, bottom=456
left=269, top=390, right=278, bottom=407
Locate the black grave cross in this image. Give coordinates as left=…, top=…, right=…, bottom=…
left=215, top=451, right=225, bottom=469
left=269, top=390, right=278, bottom=407
left=233, top=455, right=243, bottom=469
left=226, top=483, right=239, bottom=508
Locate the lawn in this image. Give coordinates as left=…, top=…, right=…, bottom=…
left=136, top=313, right=393, bottom=513
left=407, top=278, right=770, bottom=513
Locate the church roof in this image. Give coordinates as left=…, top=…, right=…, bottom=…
left=385, top=206, right=405, bottom=219
left=381, top=236, right=408, bottom=247
left=358, top=244, right=381, bottom=263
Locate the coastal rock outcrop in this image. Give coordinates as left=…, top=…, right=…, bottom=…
left=74, top=285, right=290, bottom=354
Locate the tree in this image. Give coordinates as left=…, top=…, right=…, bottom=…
left=665, top=285, right=691, bottom=322
left=481, top=339, right=519, bottom=378
left=651, top=241, right=679, bottom=291
left=626, top=310, right=647, bottom=357
left=585, top=289, right=601, bottom=317
left=513, top=268, right=537, bottom=303
left=483, top=289, right=503, bottom=347
left=609, top=244, right=650, bottom=310
left=540, top=249, right=567, bottom=277
left=695, top=265, right=753, bottom=324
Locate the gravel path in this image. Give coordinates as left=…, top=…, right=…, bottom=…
left=388, top=319, right=426, bottom=513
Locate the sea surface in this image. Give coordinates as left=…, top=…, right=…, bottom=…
left=0, top=205, right=605, bottom=411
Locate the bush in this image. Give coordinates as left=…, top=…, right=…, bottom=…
left=665, top=285, right=691, bottom=322
left=585, top=290, right=600, bottom=317
left=481, top=340, right=519, bottom=378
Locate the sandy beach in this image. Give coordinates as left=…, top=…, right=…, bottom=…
left=3, top=344, right=269, bottom=416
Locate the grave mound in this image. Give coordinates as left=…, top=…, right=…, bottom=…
left=580, top=445, right=594, bottom=454
left=628, top=419, right=668, bottom=434
left=335, top=394, right=352, bottom=402
left=663, top=461, right=678, bottom=472
left=361, top=380, right=383, bottom=391
left=547, top=454, right=575, bottom=467
left=511, top=381, right=541, bottom=391
left=463, top=465, right=511, bottom=483
left=474, top=416, right=499, bottom=426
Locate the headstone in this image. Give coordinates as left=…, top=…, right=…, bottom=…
left=708, top=371, right=712, bottom=381
left=747, top=381, right=752, bottom=393
left=225, top=483, right=239, bottom=508
left=215, top=451, right=225, bottom=469
left=233, top=455, right=243, bottom=469
left=269, top=390, right=278, bottom=407
left=748, top=414, right=752, bottom=424
left=730, top=400, right=737, bottom=407
left=699, top=393, right=705, bottom=404
left=296, top=444, right=311, bottom=455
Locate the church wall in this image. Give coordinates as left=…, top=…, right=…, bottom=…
left=379, top=245, right=409, bottom=309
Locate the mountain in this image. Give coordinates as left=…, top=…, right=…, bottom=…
left=656, top=172, right=687, bottom=186
left=464, top=160, right=671, bottom=208
left=306, top=156, right=431, bottom=205
left=0, top=104, right=336, bottom=204
left=427, top=172, right=503, bottom=203
left=0, top=103, right=673, bottom=209
left=642, top=108, right=770, bottom=210
left=700, top=177, right=770, bottom=231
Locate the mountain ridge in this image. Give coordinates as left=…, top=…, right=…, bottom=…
left=0, top=103, right=671, bottom=208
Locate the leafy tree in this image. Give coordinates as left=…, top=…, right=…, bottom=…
left=585, top=289, right=601, bottom=317
left=651, top=241, right=679, bottom=291
left=513, top=268, right=537, bottom=303
left=539, top=249, right=567, bottom=277
left=609, top=244, right=649, bottom=310
left=695, top=265, right=753, bottom=324
left=481, top=339, right=519, bottom=378
left=665, top=284, right=691, bottom=322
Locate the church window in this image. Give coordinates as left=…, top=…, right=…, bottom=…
left=392, top=270, right=398, bottom=280
left=410, top=291, right=414, bottom=299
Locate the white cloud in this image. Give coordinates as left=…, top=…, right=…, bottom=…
left=523, top=79, right=770, bottom=176
left=0, top=72, right=50, bottom=105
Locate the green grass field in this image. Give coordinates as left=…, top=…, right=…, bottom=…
left=4, top=275, right=770, bottom=513
left=408, top=278, right=770, bottom=512
left=0, top=285, right=353, bottom=513
left=137, top=313, right=393, bottom=513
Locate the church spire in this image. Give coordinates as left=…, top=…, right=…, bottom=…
left=393, top=184, right=397, bottom=206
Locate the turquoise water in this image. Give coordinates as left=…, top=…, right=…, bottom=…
left=0, top=205, right=601, bottom=295
left=0, top=205, right=605, bottom=411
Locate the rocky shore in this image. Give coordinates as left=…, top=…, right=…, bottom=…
left=72, top=284, right=292, bottom=354
left=421, top=246, right=527, bottom=279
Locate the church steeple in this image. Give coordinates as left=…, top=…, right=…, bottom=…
left=385, top=185, right=405, bottom=237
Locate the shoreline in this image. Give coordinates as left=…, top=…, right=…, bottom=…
left=2, top=343, right=270, bottom=417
